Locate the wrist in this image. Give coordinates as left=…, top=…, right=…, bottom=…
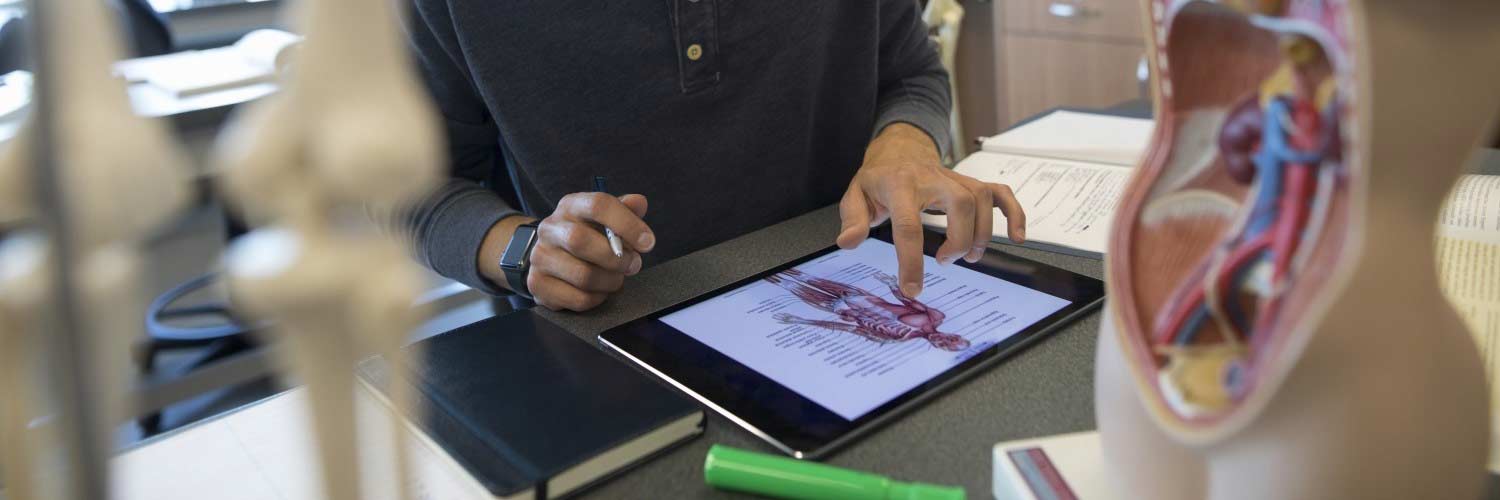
left=865, top=122, right=942, bottom=168
left=479, top=214, right=539, bottom=291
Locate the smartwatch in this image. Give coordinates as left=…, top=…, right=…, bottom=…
left=499, top=221, right=541, bottom=298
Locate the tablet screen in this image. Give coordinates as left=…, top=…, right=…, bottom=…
left=659, top=239, right=1071, bottom=420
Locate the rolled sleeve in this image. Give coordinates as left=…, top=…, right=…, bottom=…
left=400, top=0, right=521, bottom=295
left=873, top=0, right=955, bottom=162
left=406, top=179, right=518, bottom=295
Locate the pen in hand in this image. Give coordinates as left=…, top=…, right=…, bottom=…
left=594, top=176, right=625, bottom=257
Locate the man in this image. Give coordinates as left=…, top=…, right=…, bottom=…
left=403, top=1, right=1025, bottom=312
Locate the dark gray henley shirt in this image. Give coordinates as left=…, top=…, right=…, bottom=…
left=402, top=0, right=953, bottom=294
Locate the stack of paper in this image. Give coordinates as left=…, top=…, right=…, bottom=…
left=923, top=111, right=1155, bottom=257
left=114, top=29, right=301, bottom=98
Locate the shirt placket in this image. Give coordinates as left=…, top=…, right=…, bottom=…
left=672, top=0, right=720, bottom=93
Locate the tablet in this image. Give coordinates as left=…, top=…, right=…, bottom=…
left=599, top=227, right=1103, bottom=459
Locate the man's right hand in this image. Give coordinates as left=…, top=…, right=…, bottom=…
left=480, top=193, right=654, bottom=311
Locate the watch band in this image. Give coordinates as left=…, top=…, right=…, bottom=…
left=500, top=221, right=541, bottom=298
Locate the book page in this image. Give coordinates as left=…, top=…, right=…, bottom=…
left=924, top=151, right=1129, bottom=255
left=1434, top=174, right=1500, bottom=471
left=981, top=110, right=1154, bottom=167
left=659, top=239, right=1071, bottom=420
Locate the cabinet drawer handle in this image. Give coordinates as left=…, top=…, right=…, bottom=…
left=1048, top=2, right=1094, bottom=19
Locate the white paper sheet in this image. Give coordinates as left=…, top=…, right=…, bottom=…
left=982, top=110, right=1154, bottom=167
left=925, top=151, right=1130, bottom=256
left=112, top=29, right=301, bottom=98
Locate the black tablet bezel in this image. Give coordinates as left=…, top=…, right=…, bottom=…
left=598, top=226, right=1104, bottom=459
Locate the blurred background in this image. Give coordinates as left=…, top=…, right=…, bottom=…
left=2, top=0, right=1495, bottom=457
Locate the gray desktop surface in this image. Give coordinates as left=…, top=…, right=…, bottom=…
left=534, top=106, right=1149, bottom=499
left=535, top=204, right=1103, bottom=499
left=529, top=105, right=1500, bottom=499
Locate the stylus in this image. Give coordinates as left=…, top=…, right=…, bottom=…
left=593, top=176, right=625, bottom=257
left=704, top=444, right=965, bottom=500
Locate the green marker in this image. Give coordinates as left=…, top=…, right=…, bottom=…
left=703, top=445, right=965, bottom=500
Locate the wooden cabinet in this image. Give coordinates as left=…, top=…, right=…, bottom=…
left=1002, top=0, right=1143, bottom=39
left=998, top=0, right=1147, bottom=125
left=1001, top=33, right=1146, bottom=123
left=954, top=0, right=1147, bottom=145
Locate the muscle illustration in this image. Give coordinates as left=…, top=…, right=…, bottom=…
left=765, top=269, right=969, bottom=351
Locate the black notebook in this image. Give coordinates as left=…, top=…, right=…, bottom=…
left=358, top=310, right=704, bottom=500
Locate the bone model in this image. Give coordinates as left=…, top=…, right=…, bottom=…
left=768, top=269, right=970, bottom=351
left=1, top=0, right=193, bottom=497
left=213, top=0, right=442, bottom=498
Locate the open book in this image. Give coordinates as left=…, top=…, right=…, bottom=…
left=1435, top=173, right=1500, bottom=472
left=921, top=111, right=1155, bottom=258
left=113, top=29, right=302, bottom=98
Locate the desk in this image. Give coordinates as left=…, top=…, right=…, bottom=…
left=110, top=105, right=1500, bottom=499
left=541, top=204, right=1103, bottom=498
left=539, top=110, right=1500, bottom=498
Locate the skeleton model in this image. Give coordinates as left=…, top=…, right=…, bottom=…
left=212, top=0, right=442, bottom=498
left=1097, top=0, right=1500, bottom=498
left=1, top=0, right=193, bottom=498
left=768, top=269, right=969, bottom=351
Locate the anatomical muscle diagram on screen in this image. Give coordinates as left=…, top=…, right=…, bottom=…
left=765, top=269, right=970, bottom=352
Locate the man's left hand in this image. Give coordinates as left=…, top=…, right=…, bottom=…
left=837, top=123, right=1026, bottom=298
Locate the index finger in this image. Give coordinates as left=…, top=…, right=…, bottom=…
left=887, top=189, right=926, bottom=298
left=560, top=192, right=656, bottom=253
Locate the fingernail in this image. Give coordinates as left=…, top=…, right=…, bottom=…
left=638, top=232, right=655, bottom=251
left=629, top=256, right=642, bottom=275
left=902, top=282, right=922, bottom=297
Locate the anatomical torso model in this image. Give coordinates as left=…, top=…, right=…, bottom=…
left=1097, top=1, right=1500, bottom=499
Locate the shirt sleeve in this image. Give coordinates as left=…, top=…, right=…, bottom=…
left=872, top=0, right=955, bottom=162
left=399, top=0, right=520, bottom=295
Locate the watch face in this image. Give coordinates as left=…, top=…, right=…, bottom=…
left=501, top=225, right=539, bottom=270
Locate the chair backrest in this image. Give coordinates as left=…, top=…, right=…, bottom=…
left=117, top=0, right=175, bottom=57
left=0, top=17, right=26, bottom=74
left=0, top=0, right=173, bottom=73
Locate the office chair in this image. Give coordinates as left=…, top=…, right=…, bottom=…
left=118, top=0, right=175, bottom=57
left=136, top=212, right=268, bottom=436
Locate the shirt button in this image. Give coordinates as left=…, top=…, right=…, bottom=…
left=686, top=43, right=703, bottom=61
